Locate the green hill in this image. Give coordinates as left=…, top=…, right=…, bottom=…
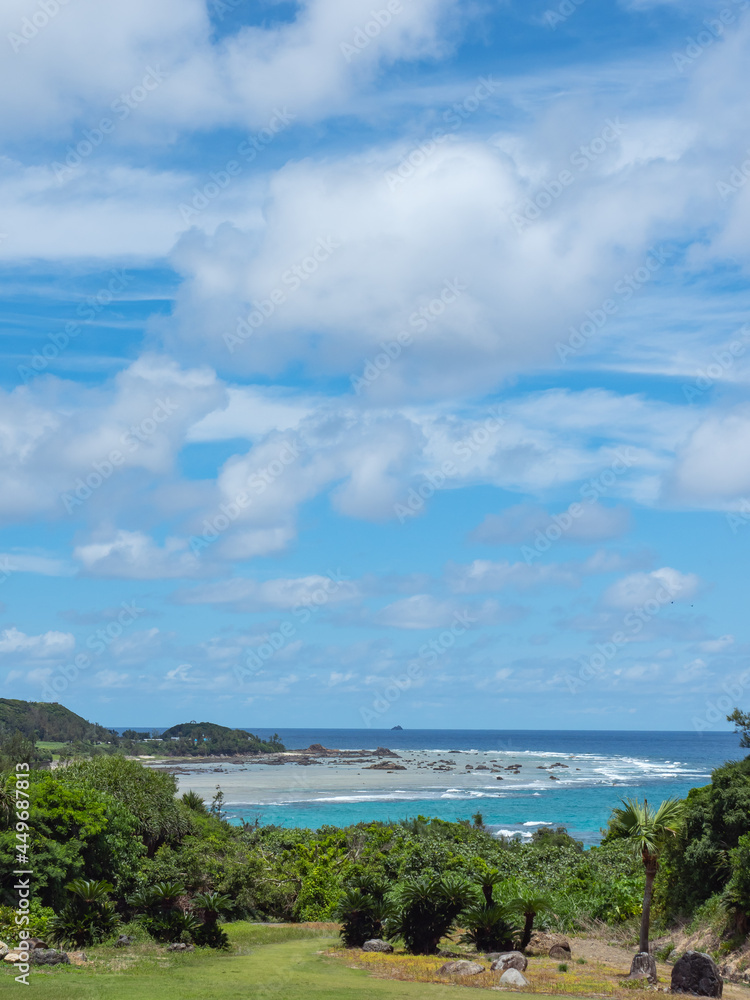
left=161, top=721, right=283, bottom=755
left=0, top=698, right=113, bottom=742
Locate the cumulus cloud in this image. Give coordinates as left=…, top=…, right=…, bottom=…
left=603, top=567, right=700, bottom=608
left=0, top=627, right=74, bottom=660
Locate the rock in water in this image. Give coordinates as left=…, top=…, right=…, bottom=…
left=362, top=939, right=393, bottom=953
left=30, top=949, right=70, bottom=966
left=490, top=952, right=528, bottom=972
left=671, top=951, right=723, bottom=997
left=549, top=943, right=572, bottom=960
left=439, top=960, right=484, bottom=976
left=628, top=952, right=657, bottom=984
left=500, top=968, right=530, bottom=986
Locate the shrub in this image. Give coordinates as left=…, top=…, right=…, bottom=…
left=49, top=879, right=120, bottom=948
left=387, top=872, right=479, bottom=954
left=461, top=902, right=518, bottom=952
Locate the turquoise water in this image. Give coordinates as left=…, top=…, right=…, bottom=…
left=212, top=728, right=740, bottom=845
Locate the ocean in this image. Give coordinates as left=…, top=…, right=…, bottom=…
left=148, top=727, right=742, bottom=846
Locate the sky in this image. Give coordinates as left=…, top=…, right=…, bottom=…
left=0, top=0, right=749, bottom=732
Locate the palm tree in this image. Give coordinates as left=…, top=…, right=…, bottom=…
left=608, top=797, right=683, bottom=956
left=509, top=892, right=553, bottom=951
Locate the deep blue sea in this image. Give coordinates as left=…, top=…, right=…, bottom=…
left=132, top=727, right=742, bottom=846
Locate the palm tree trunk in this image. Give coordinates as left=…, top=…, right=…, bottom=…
left=521, top=912, right=535, bottom=951
left=639, top=866, right=656, bottom=954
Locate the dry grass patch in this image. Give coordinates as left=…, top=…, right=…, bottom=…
left=328, top=947, right=682, bottom=997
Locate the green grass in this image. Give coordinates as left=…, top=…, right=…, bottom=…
left=0, top=923, right=593, bottom=999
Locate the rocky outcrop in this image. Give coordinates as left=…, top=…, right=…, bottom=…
left=366, top=761, right=406, bottom=770
left=672, top=951, right=723, bottom=997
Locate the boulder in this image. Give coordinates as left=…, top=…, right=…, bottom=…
left=628, top=952, right=657, bottom=984
left=30, top=949, right=70, bottom=966
left=671, top=951, right=723, bottom=997
left=526, top=932, right=570, bottom=957
left=28, top=938, right=48, bottom=949
left=0, top=947, right=7, bottom=960
left=491, top=951, right=528, bottom=973
left=549, top=943, right=572, bottom=960
left=166, top=942, right=194, bottom=952
left=500, top=968, right=530, bottom=986
left=362, top=939, right=393, bottom=953
left=3, top=952, right=23, bottom=963
left=439, top=960, right=485, bottom=976
left=67, top=951, right=89, bottom=966
left=114, top=934, right=134, bottom=948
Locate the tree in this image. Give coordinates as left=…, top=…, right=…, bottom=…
left=193, top=891, right=233, bottom=948
left=607, top=798, right=683, bottom=957
left=727, top=708, right=750, bottom=748
left=509, top=892, right=553, bottom=951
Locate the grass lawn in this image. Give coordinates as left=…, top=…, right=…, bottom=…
left=1, top=923, right=541, bottom=1000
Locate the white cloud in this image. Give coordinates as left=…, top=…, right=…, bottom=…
left=698, top=634, right=734, bottom=653
left=446, top=559, right=580, bottom=593
left=75, top=532, right=201, bottom=579
left=603, top=567, right=700, bottom=609
left=0, top=627, right=74, bottom=659
left=176, top=573, right=358, bottom=611
left=669, top=406, right=750, bottom=502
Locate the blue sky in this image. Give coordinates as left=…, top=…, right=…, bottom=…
left=1, top=0, right=749, bottom=731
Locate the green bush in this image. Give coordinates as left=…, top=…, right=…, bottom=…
left=49, top=879, right=120, bottom=948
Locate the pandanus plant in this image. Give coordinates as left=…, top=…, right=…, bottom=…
left=608, top=798, right=683, bottom=957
